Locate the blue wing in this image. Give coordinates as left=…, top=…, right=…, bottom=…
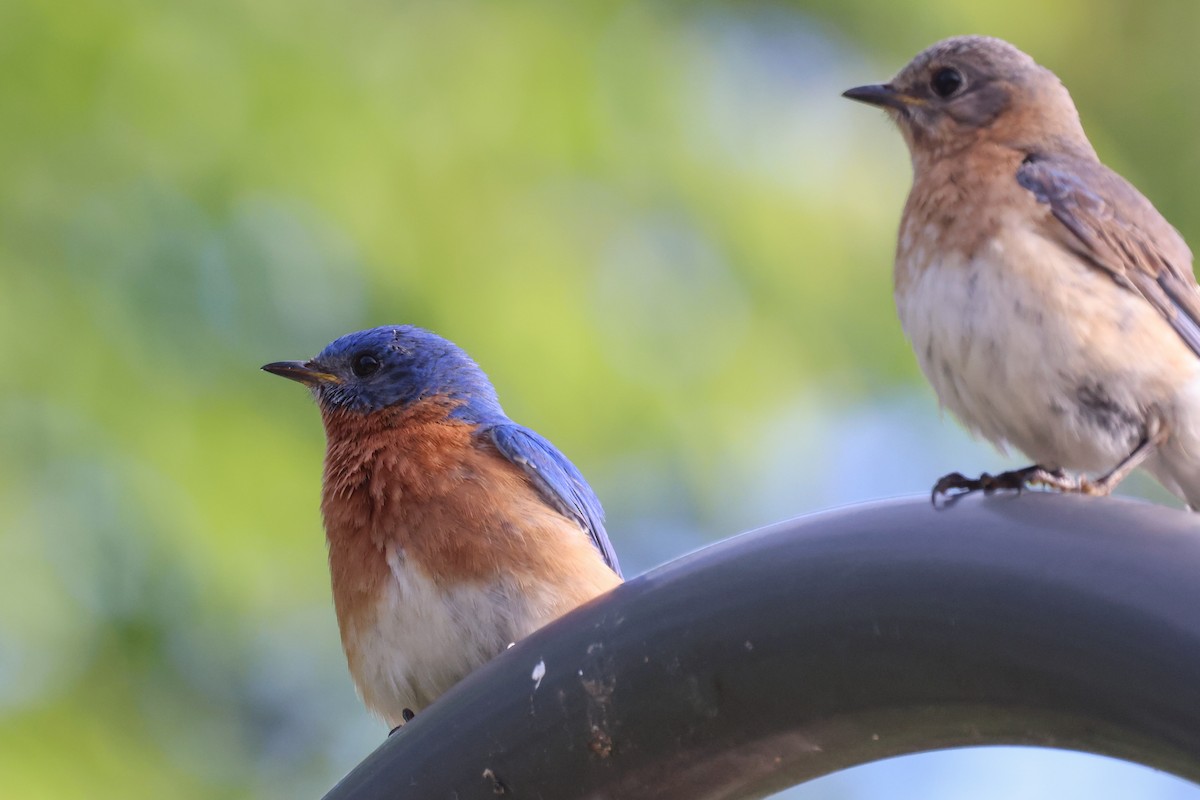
left=486, top=423, right=622, bottom=578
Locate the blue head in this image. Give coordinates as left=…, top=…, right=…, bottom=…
left=263, top=325, right=506, bottom=423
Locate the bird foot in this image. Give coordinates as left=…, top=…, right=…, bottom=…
left=388, top=708, right=417, bottom=736
left=932, top=465, right=1097, bottom=504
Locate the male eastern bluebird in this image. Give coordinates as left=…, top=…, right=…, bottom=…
left=843, top=36, right=1200, bottom=506
left=263, top=325, right=622, bottom=728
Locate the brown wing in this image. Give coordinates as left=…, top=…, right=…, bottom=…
left=1017, top=154, right=1200, bottom=357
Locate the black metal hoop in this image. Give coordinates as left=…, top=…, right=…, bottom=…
left=323, top=493, right=1200, bottom=799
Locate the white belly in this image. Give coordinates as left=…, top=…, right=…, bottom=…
left=896, top=229, right=1188, bottom=475
left=344, top=545, right=543, bottom=726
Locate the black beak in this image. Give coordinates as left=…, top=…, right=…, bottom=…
left=842, top=83, right=913, bottom=111
left=261, top=360, right=341, bottom=387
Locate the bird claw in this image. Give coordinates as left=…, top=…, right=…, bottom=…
left=930, top=470, right=1023, bottom=502
left=388, top=708, right=416, bottom=736
left=931, top=466, right=1087, bottom=505
left=930, top=471, right=980, bottom=503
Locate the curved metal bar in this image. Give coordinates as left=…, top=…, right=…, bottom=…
left=322, top=493, right=1200, bottom=799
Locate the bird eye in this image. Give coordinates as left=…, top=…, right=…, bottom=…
left=930, top=66, right=964, bottom=98
left=351, top=352, right=380, bottom=377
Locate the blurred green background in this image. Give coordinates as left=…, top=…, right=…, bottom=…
left=5, top=0, right=1200, bottom=797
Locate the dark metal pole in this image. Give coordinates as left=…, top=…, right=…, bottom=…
left=322, top=493, right=1200, bottom=800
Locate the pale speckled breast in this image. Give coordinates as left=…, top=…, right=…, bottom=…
left=895, top=204, right=1196, bottom=475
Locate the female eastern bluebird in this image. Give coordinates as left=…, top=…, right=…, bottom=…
left=264, top=326, right=622, bottom=728
left=844, top=35, right=1200, bottom=507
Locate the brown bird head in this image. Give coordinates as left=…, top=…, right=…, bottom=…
left=843, top=36, right=1095, bottom=166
